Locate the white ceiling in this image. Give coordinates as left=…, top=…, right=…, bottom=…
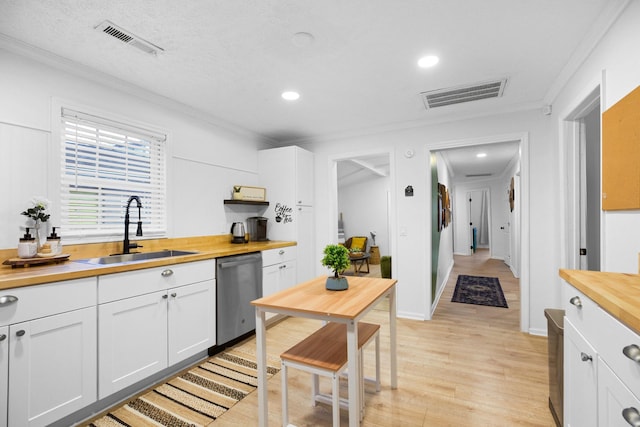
left=0, top=0, right=620, bottom=147
left=439, top=141, right=521, bottom=181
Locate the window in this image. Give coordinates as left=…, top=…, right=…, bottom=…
left=60, top=108, right=167, bottom=240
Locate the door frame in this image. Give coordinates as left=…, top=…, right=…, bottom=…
left=426, top=131, right=529, bottom=332
left=560, top=84, right=601, bottom=271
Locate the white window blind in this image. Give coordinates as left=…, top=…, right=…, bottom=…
left=60, top=108, right=167, bottom=240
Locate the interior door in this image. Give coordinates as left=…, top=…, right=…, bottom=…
left=579, top=105, right=601, bottom=271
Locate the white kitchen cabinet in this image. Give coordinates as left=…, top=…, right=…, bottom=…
left=262, top=247, right=297, bottom=321
left=99, top=290, right=167, bottom=397
left=0, top=278, right=97, bottom=427
left=98, top=260, right=215, bottom=398
left=0, top=326, right=8, bottom=427
left=8, top=307, right=97, bottom=427
left=259, top=146, right=314, bottom=283
left=262, top=247, right=297, bottom=296
left=564, top=319, right=598, bottom=427
left=598, top=359, right=640, bottom=426
left=563, top=280, right=640, bottom=427
left=168, top=280, right=215, bottom=365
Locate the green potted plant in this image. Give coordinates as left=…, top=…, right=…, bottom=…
left=321, top=244, right=351, bottom=290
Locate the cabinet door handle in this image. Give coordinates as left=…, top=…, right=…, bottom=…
left=171, top=293, right=177, bottom=298
left=279, top=250, right=285, bottom=255
left=162, top=294, right=168, bottom=299
left=161, top=269, right=174, bottom=277
left=16, top=330, right=25, bottom=337
left=569, top=296, right=582, bottom=308
left=0, top=295, right=18, bottom=306
left=623, top=344, right=640, bottom=364
left=580, top=352, right=592, bottom=362
left=0, top=334, right=6, bottom=342
left=622, top=407, right=640, bottom=426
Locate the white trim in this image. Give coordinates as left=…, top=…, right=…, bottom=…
left=558, top=81, right=602, bottom=272
left=426, top=131, right=530, bottom=333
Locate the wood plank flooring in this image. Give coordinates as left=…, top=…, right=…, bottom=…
left=216, top=250, right=555, bottom=426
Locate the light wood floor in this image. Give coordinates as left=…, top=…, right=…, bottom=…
left=216, top=250, right=555, bottom=426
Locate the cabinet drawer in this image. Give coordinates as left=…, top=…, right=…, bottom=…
left=596, top=307, right=640, bottom=399
left=563, top=281, right=607, bottom=345
left=0, top=278, right=96, bottom=327
left=598, top=358, right=640, bottom=426
left=99, top=259, right=215, bottom=303
left=262, top=246, right=297, bottom=266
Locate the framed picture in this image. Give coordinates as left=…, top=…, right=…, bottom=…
left=509, top=177, right=515, bottom=212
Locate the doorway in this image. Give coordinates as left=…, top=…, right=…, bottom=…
left=429, top=133, right=528, bottom=331
left=334, top=152, right=392, bottom=266
left=564, top=86, right=601, bottom=271
left=467, top=189, right=490, bottom=254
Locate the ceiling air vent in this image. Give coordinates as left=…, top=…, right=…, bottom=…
left=95, top=20, right=164, bottom=56
left=465, top=173, right=492, bottom=178
left=421, top=78, right=507, bottom=109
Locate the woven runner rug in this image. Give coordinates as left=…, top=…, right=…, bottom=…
left=88, top=348, right=280, bottom=427
left=451, top=274, right=509, bottom=308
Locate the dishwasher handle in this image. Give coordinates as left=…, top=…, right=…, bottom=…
left=219, top=260, right=256, bottom=269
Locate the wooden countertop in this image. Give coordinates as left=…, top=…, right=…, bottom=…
left=559, top=269, right=640, bottom=334
left=0, top=236, right=295, bottom=291
left=253, top=276, right=397, bottom=319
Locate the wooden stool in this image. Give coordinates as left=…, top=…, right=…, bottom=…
left=280, top=322, right=381, bottom=427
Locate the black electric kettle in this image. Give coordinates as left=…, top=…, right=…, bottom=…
left=230, top=222, right=246, bottom=244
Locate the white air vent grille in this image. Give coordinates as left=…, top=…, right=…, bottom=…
left=465, top=173, right=492, bottom=178
left=95, top=20, right=164, bottom=56
left=421, top=78, right=507, bottom=109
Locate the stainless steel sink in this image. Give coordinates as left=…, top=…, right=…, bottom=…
left=75, top=250, right=199, bottom=265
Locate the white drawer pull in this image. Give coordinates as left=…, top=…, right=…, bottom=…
left=580, top=352, right=592, bottom=362
left=622, top=407, right=640, bottom=426
left=161, top=269, right=174, bottom=277
left=623, top=344, right=640, bottom=364
left=0, top=295, right=18, bottom=306
left=569, top=296, right=582, bottom=308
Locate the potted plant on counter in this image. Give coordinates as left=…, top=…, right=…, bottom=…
left=321, top=244, right=351, bottom=291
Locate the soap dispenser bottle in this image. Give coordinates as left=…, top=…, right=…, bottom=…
left=18, top=228, right=37, bottom=259
left=46, top=227, right=62, bottom=255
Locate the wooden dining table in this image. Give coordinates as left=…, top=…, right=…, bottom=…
left=252, top=275, right=398, bottom=427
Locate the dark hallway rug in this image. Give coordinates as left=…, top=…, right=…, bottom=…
left=451, top=275, right=509, bottom=308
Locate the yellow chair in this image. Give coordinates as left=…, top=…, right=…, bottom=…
left=344, top=236, right=367, bottom=253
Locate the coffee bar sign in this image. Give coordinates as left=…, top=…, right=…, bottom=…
left=232, top=186, right=266, bottom=201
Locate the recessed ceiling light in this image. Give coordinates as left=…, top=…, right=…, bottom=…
left=281, top=91, right=300, bottom=101
left=476, top=153, right=487, bottom=158
left=418, top=55, right=439, bottom=68
left=292, top=32, right=315, bottom=47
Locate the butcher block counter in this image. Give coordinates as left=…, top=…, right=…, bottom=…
left=0, top=235, right=295, bottom=291
left=559, top=269, right=640, bottom=334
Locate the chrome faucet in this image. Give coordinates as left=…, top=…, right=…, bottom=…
left=123, top=196, right=143, bottom=254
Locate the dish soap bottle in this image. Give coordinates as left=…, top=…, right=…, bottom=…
left=46, top=227, right=62, bottom=255
left=18, top=228, right=37, bottom=259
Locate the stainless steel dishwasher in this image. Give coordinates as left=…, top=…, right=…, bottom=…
left=216, top=252, right=263, bottom=346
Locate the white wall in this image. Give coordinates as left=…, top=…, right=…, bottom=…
left=337, top=175, right=390, bottom=256
left=0, top=48, right=269, bottom=249
left=553, top=0, right=640, bottom=275
left=308, top=109, right=552, bottom=330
